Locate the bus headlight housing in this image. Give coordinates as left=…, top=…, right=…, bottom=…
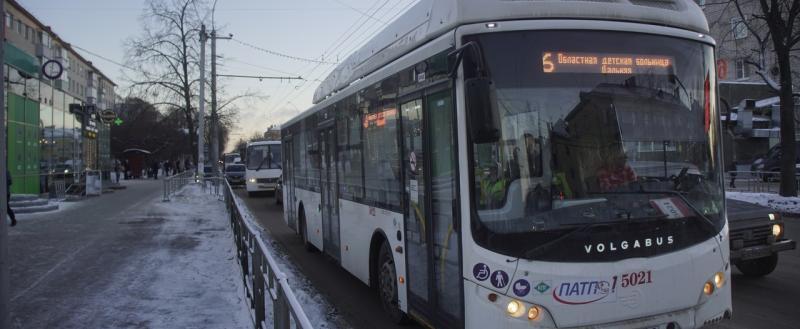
left=703, top=282, right=714, bottom=295
left=248, top=178, right=256, bottom=183
left=506, top=300, right=522, bottom=317
left=527, top=305, right=541, bottom=320
left=713, top=272, right=725, bottom=289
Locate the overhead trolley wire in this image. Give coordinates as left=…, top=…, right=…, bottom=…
left=230, top=38, right=339, bottom=65
left=269, top=0, right=403, bottom=110
left=271, top=0, right=417, bottom=111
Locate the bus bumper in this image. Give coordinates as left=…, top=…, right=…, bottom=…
left=246, top=181, right=277, bottom=193
left=463, top=279, right=732, bottom=329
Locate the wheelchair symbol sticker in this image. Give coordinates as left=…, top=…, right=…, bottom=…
left=473, top=263, right=491, bottom=281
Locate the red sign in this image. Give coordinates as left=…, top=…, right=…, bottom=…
left=716, top=59, right=728, bottom=80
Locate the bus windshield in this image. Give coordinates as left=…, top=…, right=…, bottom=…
left=466, top=30, right=724, bottom=262
left=247, top=144, right=281, bottom=170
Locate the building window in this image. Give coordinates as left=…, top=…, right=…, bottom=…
left=735, top=58, right=748, bottom=79
left=16, top=19, right=22, bottom=34
left=731, top=17, right=748, bottom=39
left=25, top=25, right=30, bottom=40
left=5, top=13, right=11, bottom=28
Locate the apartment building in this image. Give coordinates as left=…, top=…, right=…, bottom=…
left=4, top=0, right=116, bottom=195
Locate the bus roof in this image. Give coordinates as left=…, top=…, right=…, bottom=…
left=246, top=140, right=280, bottom=147
left=310, top=0, right=709, bottom=106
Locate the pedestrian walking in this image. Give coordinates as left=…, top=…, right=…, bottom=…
left=152, top=161, right=160, bottom=180
left=114, top=161, right=121, bottom=183
left=164, top=160, right=172, bottom=177
left=729, top=160, right=738, bottom=189
left=7, top=170, right=17, bottom=227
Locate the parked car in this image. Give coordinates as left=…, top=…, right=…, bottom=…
left=225, top=164, right=246, bottom=186
left=726, top=198, right=796, bottom=277
left=750, top=145, right=800, bottom=181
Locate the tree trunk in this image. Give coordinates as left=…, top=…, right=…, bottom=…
left=775, top=47, right=797, bottom=196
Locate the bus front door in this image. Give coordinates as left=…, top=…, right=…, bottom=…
left=319, top=128, right=341, bottom=261
left=401, top=88, right=462, bottom=328
left=284, top=138, right=296, bottom=230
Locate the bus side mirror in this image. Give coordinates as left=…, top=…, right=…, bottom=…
left=465, top=77, right=500, bottom=144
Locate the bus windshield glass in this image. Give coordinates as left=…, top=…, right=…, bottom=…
left=466, top=30, right=723, bottom=262
left=246, top=144, right=282, bottom=170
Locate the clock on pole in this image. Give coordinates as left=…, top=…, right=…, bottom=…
left=42, top=59, right=64, bottom=80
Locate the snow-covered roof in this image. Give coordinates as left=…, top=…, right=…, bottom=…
left=755, top=96, right=780, bottom=108
left=312, top=0, right=709, bottom=104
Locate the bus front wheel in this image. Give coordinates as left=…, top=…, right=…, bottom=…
left=378, top=242, right=408, bottom=324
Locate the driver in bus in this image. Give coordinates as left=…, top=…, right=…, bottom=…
left=596, top=150, right=637, bottom=192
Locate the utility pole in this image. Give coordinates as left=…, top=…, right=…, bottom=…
left=210, top=30, right=231, bottom=174
left=198, top=24, right=207, bottom=179
left=0, top=0, right=9, bottom=327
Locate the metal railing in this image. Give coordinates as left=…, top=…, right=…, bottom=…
left=161, top=170, right=197, bottom=201
left=223, top=180, right=314, bottom=329
left=725, top=171, right=800, bottom=194
left=202, top=176, right=225, bottom=200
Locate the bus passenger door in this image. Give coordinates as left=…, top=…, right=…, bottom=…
left=402, top=88, right=462, bottom=327
left=319, top=128, right=341, bottom=261
left=283, top=138, right=296, bottom=230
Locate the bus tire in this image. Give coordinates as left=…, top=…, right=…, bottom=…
left=299, top=210, right=314, bottom=252
left=378, top=241, right=408, bottom=324
left=736, top=253, right=779, bottom=277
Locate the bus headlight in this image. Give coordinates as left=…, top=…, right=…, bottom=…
left=527, top=305, right=541, bottom=320
left=714, top=272, right=725, bottom=289
left=769, top=213, right=777, bottom=221
left=506, top=300, right=523, bottom=317
left=703, top=281, right=714, bottom=295
left=248, top=178, right=256, bottom=183
left=772, top=224, right=783, bottom=238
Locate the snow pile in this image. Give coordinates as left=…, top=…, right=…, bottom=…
left=727, top=191, right=800, bottom=215
left=230, top=192, right=345, bottom=329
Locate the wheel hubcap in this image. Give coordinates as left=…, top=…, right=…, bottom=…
left=380, top=260, right=396, bottom=307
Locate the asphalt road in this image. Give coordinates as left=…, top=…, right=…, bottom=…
left=239, top=190, right=800, bottom=329
left=709, top=216, right=800, bottom=329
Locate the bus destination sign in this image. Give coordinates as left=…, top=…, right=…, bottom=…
left=542, top=51, right=674, bottom=75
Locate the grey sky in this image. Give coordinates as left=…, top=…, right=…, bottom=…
left=20, top=0, right=417, bottom=151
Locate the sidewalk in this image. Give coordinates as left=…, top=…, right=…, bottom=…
left=9, top=181, right=251, bottom=328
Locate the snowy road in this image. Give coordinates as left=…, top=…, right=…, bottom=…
left=8, top=180, right=251, bottom=329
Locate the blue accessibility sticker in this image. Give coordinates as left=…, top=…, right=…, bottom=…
left=491, top=270, right=509, bottom=289
left=473, top=263, right=491, bottom=281
left=513, top=279, right=531, bottom=297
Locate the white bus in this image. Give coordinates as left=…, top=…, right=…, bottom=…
left=280, top=0, right=731, bottom=328
left=245, top=140, right=281, bottom=197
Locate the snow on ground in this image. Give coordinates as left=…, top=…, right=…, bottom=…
left=76, top=184, right=253, bottom=329
left=727, top=191, right=800, bottom=215
left=14, top=199, right=81, bottom=218
left=231, top=191, right=347, bottom=329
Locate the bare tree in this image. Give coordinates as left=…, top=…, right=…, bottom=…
left=713, top=0, right=800, bottom=196
left=125, top=0, right=204, bottom=164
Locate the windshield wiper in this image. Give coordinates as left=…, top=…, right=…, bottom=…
left=253, top=155, right=269, bottom=171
